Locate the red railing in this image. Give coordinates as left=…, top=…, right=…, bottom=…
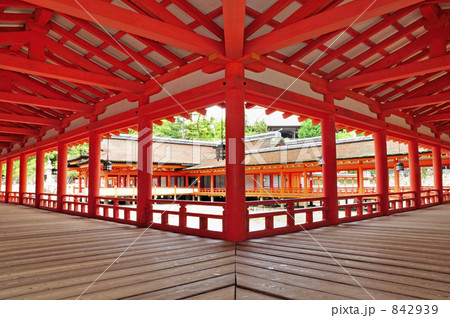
left=0, top=191, right=6, bottom=202
left=22, top=192, right=36, bottom=206
left=38, top=193, right=58, bottom=211
left=337, top=194, right=382, bottom=223
left=420, top=189, right=440, bottom=208
left=388, top=191, right=416, bottom=213
left=7, top=192, right=20, bottom=204
left=62, top=194, right=88, bottom=216
left=96, top=197, right=138, bottom=225
left=443, top=188, right=450, bottom=203
left=246, top=197, right=329, bottom=239
left=148, top=199, right=226, bottom=239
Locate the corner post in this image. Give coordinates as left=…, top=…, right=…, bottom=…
left=408, top=139, right=421, bottom=209
left=57, top=143, right=68, bottom=212
left=432, top=145, right=443, bottom=204
left=88, top=132, right=101, bottom=217
left=224, top=62, right=247, bottom=241
left=5, top=157, right=13, bottom=203
left=137, top=97, right=153, bottom=227
left=19, top=153, right=27, bottom=205
left=35, top=149, right=45, bottom=208
left=374, top=129, right=390, bottom=215
left=320, top=106, right=338, bottom=224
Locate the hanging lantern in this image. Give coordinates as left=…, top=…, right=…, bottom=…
left=103, top=160, right=113, bottom=172
left=396, top=161, right=404, bottom=171
left=51, top=167, right=58, bottom=175
left=318, top=155, right=323, bottom=167
left=103, top=137, right=113, bottom=171
left=216, top=143, right=226, bottom=161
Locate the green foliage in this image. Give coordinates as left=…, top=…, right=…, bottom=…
left=336, top=129, right=356, bottom=139
left=297, top=121, right=364, bottom=140
left=297, top=119, right=321, bottom=139
left=68, top=144, right=89, bottom=159
left=246, top=118, right=268, bottom=136
left=136, top=114, right=268, bottom=141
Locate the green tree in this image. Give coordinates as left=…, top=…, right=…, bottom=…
left=336, top=129, right=355, bottom=139
left=130, top=114, right=268, bottom=141
left=297, top=119, right=321, bottom=138
left=246, top=117, right=268, bottom=136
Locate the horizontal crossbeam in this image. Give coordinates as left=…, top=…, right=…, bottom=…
left=0, top=91, right=94, bottom=113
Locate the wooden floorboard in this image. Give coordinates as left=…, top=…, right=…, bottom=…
left=1, top=202, right=449, bottom=300
left=236, top=204, right=450, bottom=300
left=0, top=203, right=235, bottom=300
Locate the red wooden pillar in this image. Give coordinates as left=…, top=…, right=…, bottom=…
left=374, top=129, right=390, bottom=215
left=88, top=132, right=101, bottom=218
left=357, top=166, right=364, bottom=194
left=5, top=157, right=13, bottom=203
left=19, top=154, right=27, bottom=204
left=321, top=112, right=338, bottom=224
left=35, top=149, right=45, bottom=208
left=432, top=146, right=443, bottom=204
left=57, top=143, right=68, bottom=212
left=408, top=139, right=421, bottom=209
left=394, top=166, right=400, bottom=192
left=225, top=62, right=246, bottom=241
left=137, top=98, right=153, bottom=227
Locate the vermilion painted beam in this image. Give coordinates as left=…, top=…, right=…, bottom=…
left=279, top=0, right=336, bottom=29
left=382, top=92, right=450, bottom=112
left=0, top=135, right=22, bottom=143
left=223, top=0, right=246, bottom=59
left=139, top=79, right=226, bottom=117
left=245, top=0, right=295, bottom=39
left=63, top=16, right=167, bottom=75
left=0, top=126, right=39, bottom=135
left=2, top=70, right=78, bottom=102
left=0, top=113, right=61, bottom=126
left=310, top=7, right=415, bottom=73
left=170, top=0, right=224, bottom=40
left=0, top=91, right=94, bottom=113
left=329, top=55, right=450, bottom=91
left=127, top=0, right=187, bottom=29
left=42, top=36, right=111, bottom=76
left=415, top=111, right=450, bottom=124
left=0, top=53, right=145, bottom=93
left=400, top=73, right=450, bottom=101
left=324, top=18, right=424, bottom=80
left=0, top=31, right=37, bottom=45
left=21, top=0, right=223, bottom=56
left=49, top=22, right=149, bottom=81
left=245, top=0, right=424, bottom=55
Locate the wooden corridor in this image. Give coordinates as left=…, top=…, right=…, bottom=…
left=0, top=203, right=449, bottom=300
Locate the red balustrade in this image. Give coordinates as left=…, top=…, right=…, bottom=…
left=388, top=191, right=416, bottom=213
left=420, top=189, right=440, bottom=208
left=22, top=193, right=36, bottom=206
left=443, top=188, right=450, bottom=203
left=337, top=194, right=382, bottom=222
left=7, top=192, right=20, bottom=204
left=96, top=197, right=138, bottom=225
left=38, top=193, right=58, bottom=211
left=0, top=191, right=5, bottom=202
left=62, top=195, right=88, bottom=216
left=246, top=197, right=329, bottom=239
left=148, top=199, right=226, bottom=239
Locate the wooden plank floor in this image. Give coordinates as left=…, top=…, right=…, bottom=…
left=237, top=204, right=450, bottom=300
left=1, top=203, right=449, bottom=300
left=0, top=203, right=236, bottom=300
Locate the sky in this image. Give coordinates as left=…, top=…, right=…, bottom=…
left=205, top=105, right=301, bottom=127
